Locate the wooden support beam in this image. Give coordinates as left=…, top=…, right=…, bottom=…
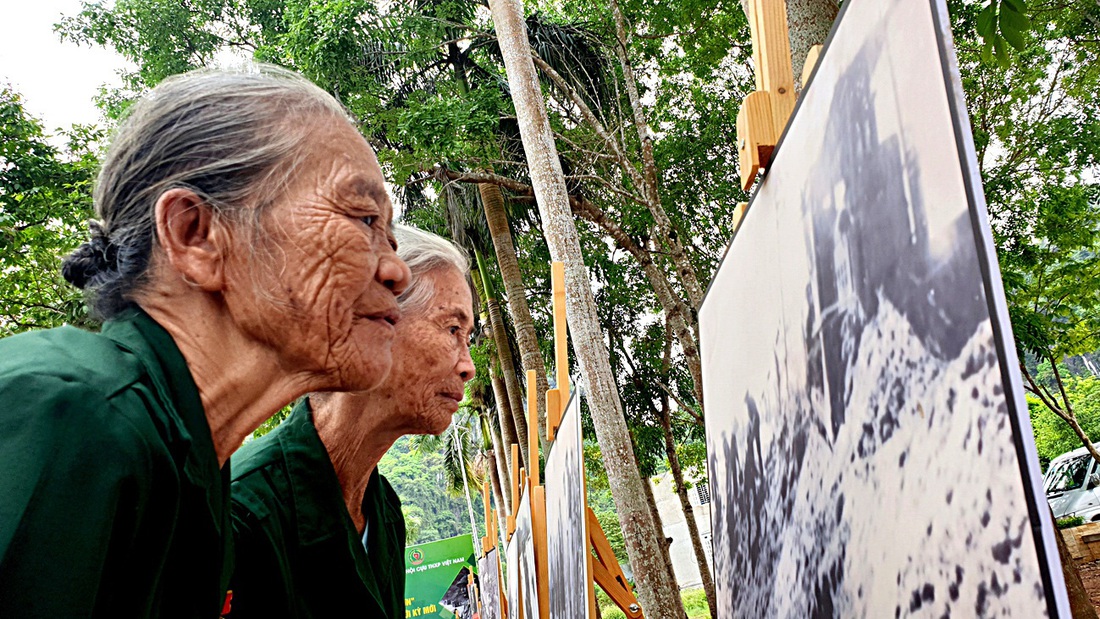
left=748, top=0, right=795, bottom=130
left=528, top=376, right=540, bottom=489
left=508, top=443, right=520, bottom=539
left=587, top=507, right=643, bottom=618
left=734, top=202, right=748, bottom=229
left=482, top=480, right=493, bottom=554
left=533, top=485, right=550, bottom=619
left=550, top=261, right=569, bottom=439
left=736, top=0, right=796, bottom=190
left=545, top=388, right=561, bottom=444
left=801, top=44, right=824, bottom=90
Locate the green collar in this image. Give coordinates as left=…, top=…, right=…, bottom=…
left=101, top=308, right=225, bottom=530
left=276, top=399, right=400, bottom=608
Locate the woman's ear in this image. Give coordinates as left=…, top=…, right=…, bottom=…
left=154, top=188, right=228, bottom=291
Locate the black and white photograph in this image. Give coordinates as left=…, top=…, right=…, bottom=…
left=545, top=392, right=591, bottom=619
left=506, top=528, right=521, bottom=619
left=700, top=0, right=1067, bottom=616
left=507, top=490, right=540, bottom=619
left=478, top=548, right=503, bottom=619
left=440, top=567, right=477, bottom=619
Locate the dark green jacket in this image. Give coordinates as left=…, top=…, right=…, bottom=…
left=229, top=400, right=406, bottom=619
left=0, top=310, right=232, bottom=618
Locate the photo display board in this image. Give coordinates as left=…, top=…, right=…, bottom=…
left=478, top=548, right=503, bottom=619
left=404, top=534, right=479, bottom=619
left=545, top=392, right=592, bottom=619
left=700, top=0, right=1069, bottom=616
left=506, top=490, right=539, bottom=619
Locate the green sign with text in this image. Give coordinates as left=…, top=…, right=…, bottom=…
left=404, top=534, right=478, bottom=619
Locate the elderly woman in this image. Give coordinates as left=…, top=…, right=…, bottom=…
left=228, top=225, right=477, bottom=618
left=0, top=67, right=410, bottom=617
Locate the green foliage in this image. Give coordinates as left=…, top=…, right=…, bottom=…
left=974, top=0, right=1031, bottom=66
left=599, top=587, right=710, bottom=619
left=1056, top=515, right=1085, bottom=529
left=0, top=87, right=101, bottom=336
left=378, top=436, right=486, bottom=545
left=249, top=402, right=294, bottom=439
left=1029, top=373, right=1100, bottom=467
left=955, top=0, right=1100, bottom=357
left=952, top=0, right=1100, bottom=452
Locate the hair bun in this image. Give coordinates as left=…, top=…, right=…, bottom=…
left=62, top=222, right=118, bottom=290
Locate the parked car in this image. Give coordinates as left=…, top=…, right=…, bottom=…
left=1045, top=445, right=1100, bottom=521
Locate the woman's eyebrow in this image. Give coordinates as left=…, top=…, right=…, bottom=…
left=343, top=175, right=389, bottom=208
left=444, top=308, right=473, bottom=325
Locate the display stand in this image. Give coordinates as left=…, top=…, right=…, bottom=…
left=497, top=261, right=645, bottom=619
left=736, top=0, right=795, bottom=190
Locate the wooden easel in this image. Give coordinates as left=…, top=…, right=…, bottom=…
left=735, top=0, right=824, bottom=191
left=497, top=261, right=644, bottom=619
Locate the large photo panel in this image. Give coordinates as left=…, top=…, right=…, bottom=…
left=546, top=392, right=591, bottom=619
left=507, top=490, right=540, bottom=619
left=700, top=0, right=1068, bottom=616
left=478, top=548, right=503, bottom=619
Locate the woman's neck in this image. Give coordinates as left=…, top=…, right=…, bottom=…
left=142, top=296, right=321, bottom=467
left=311, top=391, right=404, bottom=533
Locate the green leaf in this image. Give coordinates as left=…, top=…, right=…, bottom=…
left=993, top=32, right=1010, bottom=66
left=998, top=3, right=1030, bottom=50
left=976, top=3, right=997, bottom=39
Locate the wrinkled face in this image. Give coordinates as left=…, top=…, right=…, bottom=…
left=224, top=116, right=411, bottom=391
left=382, top=266, right=477, bottom=435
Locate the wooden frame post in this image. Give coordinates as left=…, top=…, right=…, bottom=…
left=736, top=0, right=796, bottom=190
left=548, top=261, right=569, bottom=441
left=530, top=385, right=550, bottom=619
left=482, top=480, right=494, bottom=555
left=508, top=443, right=520, bottom=539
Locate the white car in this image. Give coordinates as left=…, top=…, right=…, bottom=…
left=1045, top=444, right=1100, bottom=521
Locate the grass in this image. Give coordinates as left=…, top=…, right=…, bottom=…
left=597, top=587, right=710, bottom=619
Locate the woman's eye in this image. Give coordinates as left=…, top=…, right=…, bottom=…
left=361, top=215, right=377, bottom=226
left=449, top=326, right=460, bottom=335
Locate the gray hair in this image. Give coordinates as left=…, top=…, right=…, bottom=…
left=62, top=64, right=352, bottom=319
left=394, top=224, right=471, bottom=315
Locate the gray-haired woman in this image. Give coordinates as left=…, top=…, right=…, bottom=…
left=0, top=66, right=410, bottom=618
left=228, top=225, right=476, bottom=618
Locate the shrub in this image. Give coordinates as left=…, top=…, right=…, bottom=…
left=1058, top=516, right=1086, bottom=529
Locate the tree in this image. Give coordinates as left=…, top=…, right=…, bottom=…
left=488, top=0, right=686, bottom=614
left=950, top=0, right=1100, bottom=461
left=1030, top=371, right=1100, bottom=467
left=0, top=86, right=100, bottom=336
left=479, top=182, right=552, bottom=442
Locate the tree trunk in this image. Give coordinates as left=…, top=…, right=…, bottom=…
left=479, top=182, right=551, bottom=443
left=786, top=0, right=838, bottom=86
left=737, top=0, right=838, bottom=89
left=1052, top=506, right=1099, bottom=618
left=490, top=361, right=521, bottom=499
left=487, top=296, right=531, bottom=468
left=659, top=405, right=717, bottom=618
left=488, top=1, right=687, bottom=614
left=444, top=168, right=706, bottom=412
left=486, top=403, right=513, bottom=519
left=641, top=469, right=680, bottom=596
left=478, top=249, right=531, bottom=468
left=570, top=195, right=704, bottom=409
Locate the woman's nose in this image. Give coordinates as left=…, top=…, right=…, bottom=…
left=457, top=345, right=476, bottom=382
left=377, top=249, right=411, bottom=296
